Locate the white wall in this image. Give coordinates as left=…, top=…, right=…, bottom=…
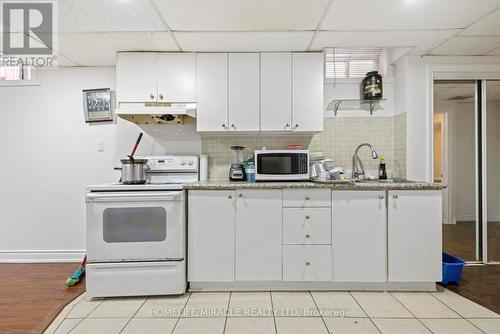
left=0, top=67, right=201, bottom=262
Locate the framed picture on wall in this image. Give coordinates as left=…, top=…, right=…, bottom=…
left=82, top=88, right=114, bottom=123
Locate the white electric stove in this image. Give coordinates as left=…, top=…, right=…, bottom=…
left=85, top=155, right=200, bottom=298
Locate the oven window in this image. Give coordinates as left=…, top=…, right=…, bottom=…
left=103, top=207, right=166, bottom=243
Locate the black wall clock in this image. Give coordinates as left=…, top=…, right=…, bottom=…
left=83, top=88, right=114, bottom=123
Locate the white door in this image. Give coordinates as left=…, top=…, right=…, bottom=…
left=188, top=190, right=235, bottom=282
left=228, top=53, right=260, bottom=131
left=196, top=53, right=228, bottom=132
left=157, top=53, right=196, bottom=103
left=235, top=189, right=282, bottom=281
left=292, top=53, right=324, bottom=132
left=260, top=53, right=292, bottom=131
left=116, top=52, right=158, bottom=103
left=388, top=190, right=442, bottom=282
left=86, top=191, right=184, bottom=262
left=332, top=191, right=387, bottom=282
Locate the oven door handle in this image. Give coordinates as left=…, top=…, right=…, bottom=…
left=86, top=192, right=182, bottom=203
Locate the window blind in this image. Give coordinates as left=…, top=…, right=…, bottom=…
left=325, top=48, right=386, bottom=79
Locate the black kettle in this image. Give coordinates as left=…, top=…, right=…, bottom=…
left=361, top=71, right=383, bottom=100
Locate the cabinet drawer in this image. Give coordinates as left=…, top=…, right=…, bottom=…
left=283, top=208, right=331, bottom=245
left=283, top=189, right=331, bottom=207
left=283, top=245, right=332, bottom=281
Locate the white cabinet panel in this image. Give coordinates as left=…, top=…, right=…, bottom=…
left=332, top=191, right=387, bottom=282
left=292, top=53, right=324, bottom=132
left=116, top=52, right=157, bottom=103
left=157, top=53, right=196, bottom=103
left=228, top=53, right=260, bottom=131
left=188, top=190, right=235, bottom=282
left=283, top=245, right=332, bottom=281
left=283, top=208, right=331, bottom=245
left=235, top=189, right=282, bottom=281
left=260, top=53, right=292, bottom=131
left=196, top=53, right=228, bottom=131
left=388, top=190, right=442, bottom=282
left=283, top=189, right=331, bottom=207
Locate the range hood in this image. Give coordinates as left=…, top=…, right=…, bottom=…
left=115, top=102, right=196, bottom=125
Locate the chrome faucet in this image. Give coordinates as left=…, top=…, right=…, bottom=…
left=352, top=143, right=379, bottom=179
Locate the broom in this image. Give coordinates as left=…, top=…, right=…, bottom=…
left=65, top=255, right=87, bottom=286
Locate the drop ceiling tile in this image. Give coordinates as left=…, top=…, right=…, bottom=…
left=321, top=0, right=500, bottom=30
left=429, top=36, right=500, bottom=55
left=152, top=0, right=329, bottom=31
left=174, top=31, right=313, bottom=52
left=55, top=32, right=179, bottom=66
left=460, top=8, right=500, bottom=36
left=58, top=0, right=165, bottom=32
left=310, top=30, right=459, bottom=54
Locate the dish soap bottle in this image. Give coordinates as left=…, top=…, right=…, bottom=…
left=379, top=154, right=387, bottom=180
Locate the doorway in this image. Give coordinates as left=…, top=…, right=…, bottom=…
left=434, top=79, right=500, bottom=263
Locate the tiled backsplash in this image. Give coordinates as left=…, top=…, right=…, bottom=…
left=202, top=114, right=407, bottom=180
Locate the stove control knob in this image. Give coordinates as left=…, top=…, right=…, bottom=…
left=188, top=160, right=193, bottom=165
left=181, top=160, right=186, bottom=165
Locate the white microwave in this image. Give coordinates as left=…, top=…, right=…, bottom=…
left=255, top=150, right=309, bottom=181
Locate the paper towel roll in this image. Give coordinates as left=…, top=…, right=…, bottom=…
left=199, top=154, right=208, bottom=181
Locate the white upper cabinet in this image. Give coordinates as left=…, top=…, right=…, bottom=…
left=116, top=52, right=158, bottom=103
left=228, top=53, right=260, bottom=131
left=292, top=53, right=324, bottom=132
left=260, top=53, right=292, bottom=131
left=196, top=53, right=229, bottom=132
left=388, top=190, right=442, bottom=282
left=157, top=53, right=196, bottom=103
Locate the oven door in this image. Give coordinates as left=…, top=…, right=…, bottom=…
left=255, top=152, right=309, bottom=180
left=86, top=191, right=184, bottom=263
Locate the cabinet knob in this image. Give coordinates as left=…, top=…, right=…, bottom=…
left=379, top=195, right=384, bottom=200
left=149, top=94, right=155, bottom=100
left=238, top=193, right=243, bottom=198
left=228, top=195, right=232, bottom=199
left=285, top=123, right=290, bottom=128
left=295, top=124, right=299, bottom=128
left=305, top=234, right=310, bottom=239
left=393, top=195, right=399, bottom=199
left=231, top=123, right=236, bottom=128
left=305, top=196, right=310, bottom=200
left=305, top=261, right=310, bottom=266
left=222, top=124, right=226, bottom=128
left=305, top=215, right=310, bottom=220
left=159, top=94, right=164, bottom=100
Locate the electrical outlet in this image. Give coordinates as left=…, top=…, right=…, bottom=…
left=97, top=141, right=105, bottom=152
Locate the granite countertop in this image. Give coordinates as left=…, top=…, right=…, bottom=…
left=184, top=180, right=447, bottom=191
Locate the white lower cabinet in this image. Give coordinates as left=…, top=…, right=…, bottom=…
left=188, top=190, right=235, bottom=282
left=235, top=189, right=283, bottom=281
left=388, top=190, right=442, bottom=282
left=332, top=191, right=387, bottom=282
left=283, top=245, right=332, bottom=281
left=283, top=208, right=331, bottom=245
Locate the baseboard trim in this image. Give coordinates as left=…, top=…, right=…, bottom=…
left=0, top=250, right=86, bottom=263
left=453, top=215, right=500, bottom=223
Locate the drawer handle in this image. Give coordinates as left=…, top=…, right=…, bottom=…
left=305, top=196, right=310, bottom=200
left=379, top=195, right=384, bottom=200
left=305, top=261, right=310, bottom=266
left=305, top=234, right=310, bottom=239
left=305, top=215, right=310, bottom=220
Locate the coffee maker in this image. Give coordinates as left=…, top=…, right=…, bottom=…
left=229, top=146, right=246, bottom=181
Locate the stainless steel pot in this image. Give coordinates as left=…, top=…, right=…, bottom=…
left=115, top=158, right=149, bottom=184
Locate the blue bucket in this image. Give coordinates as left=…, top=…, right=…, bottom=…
left=441, top=253, right=465, bottom=285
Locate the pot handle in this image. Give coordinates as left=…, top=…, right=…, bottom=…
left=114, top=167, right=122, bottom=171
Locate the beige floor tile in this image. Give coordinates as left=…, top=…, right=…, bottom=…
left=66, top=298, right=103, bottom=318
left=271, top=292, right=320, bottom=317
left=391, top=292, right=460, bottom=318
left=323, top=317, right=380, bottom=334
left=135, top=294, right=190, bottom=318
left=372, top=318, right=432, bottom=334
left=351, top=292, right=413, bottom=318
left=225, top=317, right=276, bottom=334
left=420, top=319, right=484, bottom=334
left=173, top=317, right=226, bottom=334
left=275, top=317, right=328, bottom=334
left=228, top=292, right=273, bottom=317
left=311, top=291, right=367, bottom=318
left=52, top=318, right=82, bottom=334
left=121, top=318, right=178, bottom=334
left=181, top=292, right=230, bottom=318
left=468, top=318, right=500, bottom=334
left=431, top=289, right=500, bottom=318
left=69, top=318, right=129, bottom=334
left=88, top=297, right=146, bottom=318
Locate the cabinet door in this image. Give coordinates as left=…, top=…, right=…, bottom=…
left=196, top=53, right=228, bottom=132
left=388, top=190, right=442, bottom=282
left=235, top=189, right=282, bottom=281
left=116, top=52, right=158, bottom=103
left=291, top=53, right=324, bottom=132
left=228, top=53, right=260, bottom=131
left=332, top=191, right=387, bottom=282
left=260, top=53, right=292, bottom=131
left=188, top=190, right=235, bottom=282
left=157, top=53, right=196, bottom=103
